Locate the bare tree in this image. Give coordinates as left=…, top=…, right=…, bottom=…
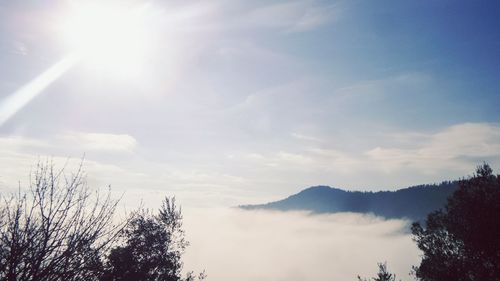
left=0, top=160, right=125, bottom=281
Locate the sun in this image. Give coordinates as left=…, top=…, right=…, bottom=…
left=61, top=1, right=153, bottom=77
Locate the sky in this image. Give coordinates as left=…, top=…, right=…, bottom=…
left=1, top=0, right=500, bottom=207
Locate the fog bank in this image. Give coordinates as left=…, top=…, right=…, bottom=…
left=183, top=208, right=420, bottom=281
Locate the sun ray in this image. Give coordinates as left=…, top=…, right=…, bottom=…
left=0, top=54, right=78, bottom=126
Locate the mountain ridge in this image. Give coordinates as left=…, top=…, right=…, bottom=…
left=240, top=181, right=459, bottom=221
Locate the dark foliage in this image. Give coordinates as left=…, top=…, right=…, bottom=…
left=241, top=181, right=458, bottom=221
left=358, top=262, right=400, bottom=281
left=101, top=197, right=205, bottom=281
left=411, top=164, right=500, bottom=281
left=0, top=162, right=204, bottom=281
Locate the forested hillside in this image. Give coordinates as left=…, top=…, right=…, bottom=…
left=241, top=181, right=458, bottom=221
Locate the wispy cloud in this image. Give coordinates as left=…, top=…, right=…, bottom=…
left=332, top=72, right=433, bottom=103
left=11, top=40, right=28, bottom=56
left=144, top=0, right=339, bottom=33
left=2, top=122, right=498, bottom=205
left=0, top=131, right=257, bottom=208
left=241, top=1, right=339, bottom=32
left=291, top=132, right=323, bottom=142
left=226, top=122, right=500, bottom=190
left=366, top=123, right=500, bottom=173
left=59, top=132, right=138, bottom=153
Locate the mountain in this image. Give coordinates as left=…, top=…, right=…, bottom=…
left=240, top=181, right=459, bottom=221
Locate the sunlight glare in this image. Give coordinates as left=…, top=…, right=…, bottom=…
left=62, top=1, right=152, bottom=76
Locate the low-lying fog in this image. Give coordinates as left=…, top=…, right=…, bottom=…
left=183, top=208, right=420, bottom=281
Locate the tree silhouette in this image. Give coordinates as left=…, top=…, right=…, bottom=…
left=358, top=262, right=400, bottom=281
left=0, top=161, right=204, bottom=281
left=411, top=164, right=500, bottom=280
left=0, top=161, right=125, bottom=281
left=101, top=197, right=205, bottom=281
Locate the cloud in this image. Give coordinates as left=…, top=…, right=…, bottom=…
left=0, top=135, right=48, bottom=150
left=0, top=136, right=50, bottom=189
left=226, top=122, right=500, bottom=191
left=242, top=1, right=338, bottom=32
left=331, top=72, right=433, bottom=104
left=183, top=208, right=419, bottom=281
left=291, top=133, right=323, bottom=142
left=287, top=123, right=500, bottom=176
left=0, top=132, right=257, bottom=208
left=12, top=41, right=28, bottom=56
left=58, top=132, right=138, bottom=153
left=0, top=132, right=137, bottom=191
left=287, top=3, right=339, bottom=32
left=366, top=123, right=500, bottom=174
left=2, top=123, right=500, bottom=208
left=142, top=0, right=339, bottom=34
left=0, top=132, right=138, bottom=155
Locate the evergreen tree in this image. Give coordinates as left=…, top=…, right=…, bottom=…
left=358, top=262, right=400, bottom=281
left=101, top=197, right=204, bottom=281
left=411, top=164, right=500, bottom=281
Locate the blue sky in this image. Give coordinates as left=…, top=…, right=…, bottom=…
left=0, top=0, right=500, bottom=207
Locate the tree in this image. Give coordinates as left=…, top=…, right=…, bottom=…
left=0, top=161, right=125, bottom=281
left=358, top=262, right=400, bottom=281
left=411, top=164, right=500, bottom=281
left=101, top=197, right=205, bottom=281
